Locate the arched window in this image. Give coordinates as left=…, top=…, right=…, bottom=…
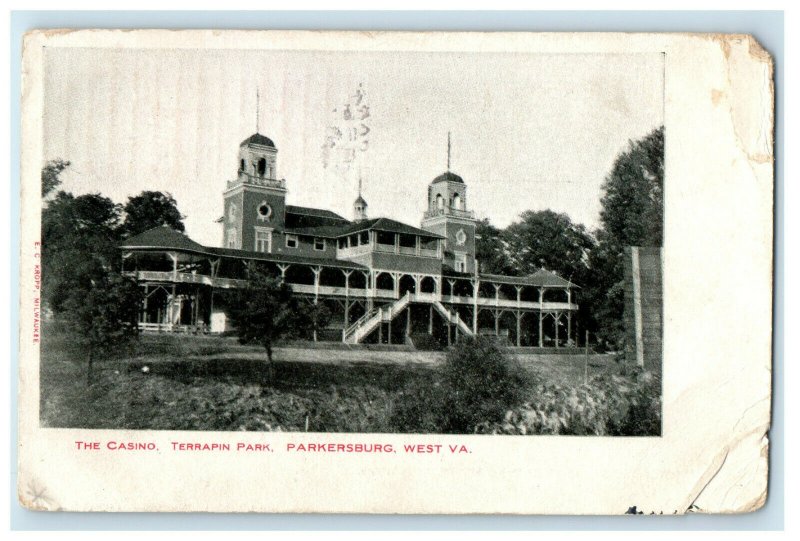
left=452, top=193, right=462, bottom=210
left=240, top=159, right=245, bottom=172
left=257, top=158, right=267, bottom=177
left=436, top=194, right=444, bottom=210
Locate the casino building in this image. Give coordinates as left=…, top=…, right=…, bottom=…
left=120, top=132, right=580, bottom=347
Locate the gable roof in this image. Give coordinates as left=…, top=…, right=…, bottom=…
left=119, top=226, right=205, bottom=252
left=286, top=216, right=445, bottom=240
left=206, top=247, right=367, bottom=270
left=285, top=205, right=348, bottom=222
left=336, top=217, right=445, bottom=239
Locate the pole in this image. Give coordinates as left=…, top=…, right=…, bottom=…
left=584, top=330, right=590, bottom=385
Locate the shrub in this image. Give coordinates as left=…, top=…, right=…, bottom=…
left=475, top=368, right=661, bottom=436
left=392, top=336, right=531, bottom=434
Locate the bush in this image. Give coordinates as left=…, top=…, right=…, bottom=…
left=475, top=368, right=661, bottom=436
left=392, top=336, right=531, bottom=434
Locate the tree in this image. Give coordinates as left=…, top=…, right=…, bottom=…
left=41, top=159, right=70, bottom=198
left=474, top=218, right=514, bottom=275
left=502, top=210, right=595, bottom=283
left=227, top=267, right=331, bottom=381
left=598, top=126, right=664, bottom=249
left=41, top=192, right=123, bottom=314
left=60, top=271, right=142, bottom=385
left=121, top=191, right=185, bottom=238
left=587, top=126, right=664, bottom=346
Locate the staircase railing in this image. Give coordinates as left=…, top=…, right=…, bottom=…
left=344, top=292, right=414, bottom=344
left=432, top=301, right=474, bottom=336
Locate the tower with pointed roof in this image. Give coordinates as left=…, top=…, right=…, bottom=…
left=420, top=133, right=477, bottom=274
left=353, top=175, right=368, bottom=221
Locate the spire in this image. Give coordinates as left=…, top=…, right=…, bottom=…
left=256, top=87, right=260, bottom=133
left=353, top=169, right=368, bottom=221
left=447, top=131, right=451, bottom=171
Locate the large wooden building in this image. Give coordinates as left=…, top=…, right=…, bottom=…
left=120, top=132, right=579, bottom=347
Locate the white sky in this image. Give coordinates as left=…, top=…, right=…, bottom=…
left=44, top=47, right=663, bottom=247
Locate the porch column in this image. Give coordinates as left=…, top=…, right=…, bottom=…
left=393, top=272, right=400, bottom=299
left=277, top=264, right=290, bottom=283
left=406, top=305, right=412, bottom=338
left=169, top=252, right=178, bottom=281
left=516, top=311, right=521, bottom=347
left=472, top=280, right=479, bottom=334
left=538, top=310, right=543, bottom=348
left=494, top=284, right=500, bottom=307
left=428, top=304, right=434, bottom=335
left=554, top=312, right=561, bottom=349
left=567, top=312, right=572, bottom=346
left=312, top=267, right=321, bottom=342
left=343, top=270, right=352, bottom=340
left=312, top=267, right=321, bottom=303
left=170, top=284, right=177, bottom=332
left=370, top=271, right=376, bottom=311
left=142, top=284, right=149, bottom=324
left=494, top=309, right=500, bottom=336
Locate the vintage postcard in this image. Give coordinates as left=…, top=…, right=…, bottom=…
left=17, top=30, right=773, bottom=514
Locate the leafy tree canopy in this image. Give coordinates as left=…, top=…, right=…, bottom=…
left=502, top=209, right=595, bottom=283
left=475, top=218, right=515, bottom=276
left=60, top=269, right=142, bottom=384
left=121, top=191, right=185, bottom=238
left=227, top=267, right=331, bottom=380
left=41, top=159, right=70, bottom=199
left=42, top=192, right=123, bottom=313
left=598, top=126, right=664, bottom=249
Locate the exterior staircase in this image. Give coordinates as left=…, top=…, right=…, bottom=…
left=343, top=292, right=474, bottom=344
left=431, top=300, right=474, bottom=337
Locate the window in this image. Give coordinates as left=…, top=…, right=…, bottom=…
left=240, top=159, right=245, bottom=171
left=227, top=202, right=237, bottom=223
left=455, top=253, right=467, bottom=273
left=285, top=234, right=298, bottom=249
left=453, top=193, right=462, bottom=210
left=257, top=158, right=267, bottom=177
left=257, top=201, right=272, bottom=222
left=436, top=194, right=444, bottom=209
left=226, top=228, right=238, bottom=248
left=254, top=229, right=272, bottom=253
left=314, top=238, right=326, bottom=251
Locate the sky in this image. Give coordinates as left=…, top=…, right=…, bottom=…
left=44, top=47, right=663, bottom=247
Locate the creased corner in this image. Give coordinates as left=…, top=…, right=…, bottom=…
left=684, top=425, right=770, bottom=514
left=18, top=476, right=61, bottom=512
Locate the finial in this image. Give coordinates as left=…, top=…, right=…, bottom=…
left=447, top=131, right=451, bottom=171
left=358, top=169, right=363, bottom=197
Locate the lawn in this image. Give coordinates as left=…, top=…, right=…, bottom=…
left=39, top=331, right=622, bottom=433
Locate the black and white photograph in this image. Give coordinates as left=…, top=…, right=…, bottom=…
left=38, top=44, right=664, bottom=436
